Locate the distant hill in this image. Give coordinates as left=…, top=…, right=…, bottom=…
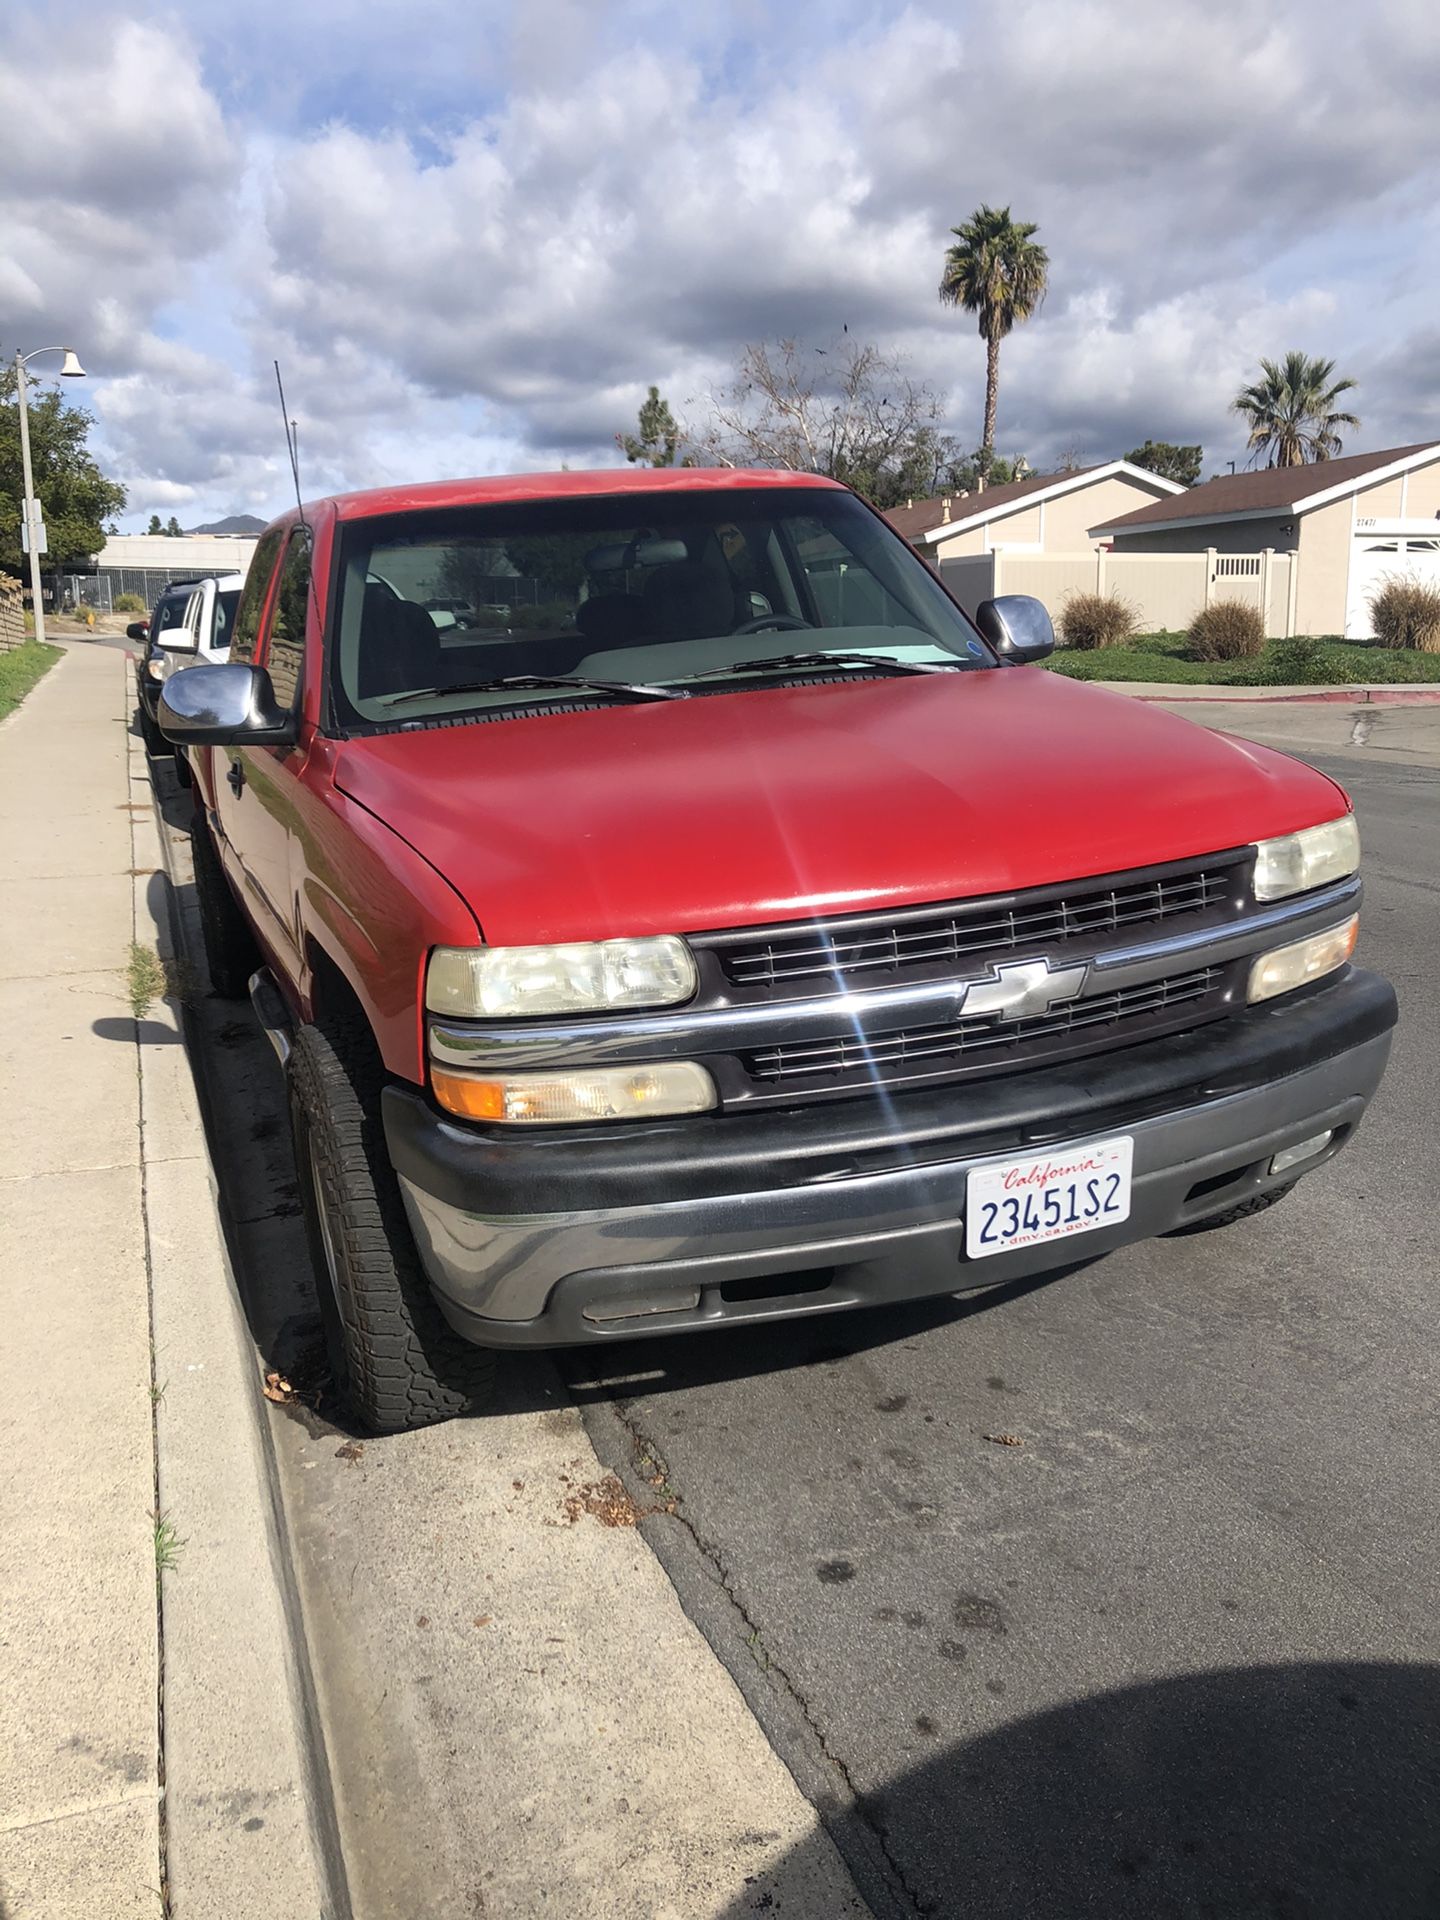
left=189, top=514, right=267, bottom=536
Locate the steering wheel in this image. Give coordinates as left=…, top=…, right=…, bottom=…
left=731, top=612, right=813, bottom=635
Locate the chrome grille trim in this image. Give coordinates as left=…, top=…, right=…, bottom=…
left=745, top=966, right=1226, bottom=1084
left=700, top=856, right=1245, bottom=999
left=426, top=877, right=1361, bottom=1078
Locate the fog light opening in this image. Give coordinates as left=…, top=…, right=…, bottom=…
left=1270, top=1130, right=1334, bottom=1177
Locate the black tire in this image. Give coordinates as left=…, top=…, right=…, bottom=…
left=138, top=702, right=168, bottom=756
left=288, top=1016, right=497, bottom=1432
left=190, top=816, right=260, bottom=999
left=1169, top=1181, right=1296, bottom=1235
left=174, top=747, right=193, bottom=790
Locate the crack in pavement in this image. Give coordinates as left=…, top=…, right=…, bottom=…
left=578, top=1386, right=927, bottom=1920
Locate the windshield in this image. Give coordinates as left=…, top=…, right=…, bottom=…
left=329, top=486, right=994, bottom=726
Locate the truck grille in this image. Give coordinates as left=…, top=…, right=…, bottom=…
left=742, top=964, right=1230, bottom=1091
left=711, top=859, right=1241, bottom=998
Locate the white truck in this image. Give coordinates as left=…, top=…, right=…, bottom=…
left=132, top=571, right=246, bottom=767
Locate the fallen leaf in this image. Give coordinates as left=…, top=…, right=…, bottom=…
left=473, top=1615, right=492, bottom=1628
left=262, top=1371, right=298, bottom=1404
left=983, top=1432, right=1024, bottom=1448
left=416, top=1615, right=430, bottom=1629
left=335, top=1442, right=364, bottom=1464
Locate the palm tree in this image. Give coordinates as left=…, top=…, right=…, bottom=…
left=939, top=206, right=1049, bottom=481
left=1232, top=352, right=1361, bottom=467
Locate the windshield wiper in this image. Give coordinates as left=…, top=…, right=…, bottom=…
left=684, top=650, right=962, bottom=682
left=380, top=673, right=685, bottom=708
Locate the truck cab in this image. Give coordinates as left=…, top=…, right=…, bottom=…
left=158, top=471, right=1396, bottom=1433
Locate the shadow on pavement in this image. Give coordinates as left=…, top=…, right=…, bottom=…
left=559, top=1262, right=1089, bottom=1409
left=718, top=1660, right=1440, bottom=1920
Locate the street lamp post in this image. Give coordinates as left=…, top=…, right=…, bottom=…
left=13, top=346, right=86, bottom=648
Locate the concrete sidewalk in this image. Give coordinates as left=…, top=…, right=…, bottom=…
left=0, top=645, right=332, bottom=1918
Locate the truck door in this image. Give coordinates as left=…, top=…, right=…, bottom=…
left=207, top=529, right=283, bottom=911
left=223, top=526, right=314, bottom=976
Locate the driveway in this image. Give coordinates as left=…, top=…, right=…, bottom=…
left=150, top=721, right=1439, bottom=1919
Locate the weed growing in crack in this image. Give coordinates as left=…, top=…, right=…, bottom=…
left=126, top=942, right=166, bottom=1019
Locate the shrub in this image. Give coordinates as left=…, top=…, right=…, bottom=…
left=1264, top=637, right=1335, bottom=685
left=1369, top=575, right=1440, bottom=652
left=1058, top=591, right=1139, bottom=651
left=114, top=593, right=146, bottom=613
left=1188, top=599, right=1265, bottom=661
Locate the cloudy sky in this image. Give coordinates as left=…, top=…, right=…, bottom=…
left=3, top=0, right=1439, bottom=527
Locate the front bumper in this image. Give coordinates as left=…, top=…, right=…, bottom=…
left=383, top=969, right=1396, bottom=1348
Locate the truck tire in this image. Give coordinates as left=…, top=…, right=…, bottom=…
left=190, top=816, right=259, bottom=1000
left=289, top=1015, right=498, bottom=1432
left=1170, top=1181, right=1296, bottom=1235
left=138, top=702, right=168, bottom=756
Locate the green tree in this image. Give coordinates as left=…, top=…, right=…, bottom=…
left=1125, top=439, right=1203, bottom=486
left=147, top=513, right=163, bottom=535
left=617, top=386, right=691, bottom=467
left=1231, top=353, right=1360, bottom=467
left=939, top=205, right=1049, bottom=474
left=165, top=515, right=183, bottom=537
left=0, top=367, right=127, bottom=575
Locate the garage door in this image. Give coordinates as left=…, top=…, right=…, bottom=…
left=1346, top=535, right=1440, bottom=638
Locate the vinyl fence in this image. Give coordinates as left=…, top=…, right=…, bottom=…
left=940, top=548, right=1299, bottom=639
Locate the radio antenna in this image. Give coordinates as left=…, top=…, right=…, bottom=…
left=274, top=360, right=306, bottom=525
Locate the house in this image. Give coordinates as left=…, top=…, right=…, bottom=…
left=1091, top=440, right=1440, bottom=639
left=886, top=461, right=1186, bottom=561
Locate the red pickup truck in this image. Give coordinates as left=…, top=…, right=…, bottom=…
left=159, top=470, right=1396, bottom=1432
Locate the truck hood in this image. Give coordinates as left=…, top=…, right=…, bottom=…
left=332, top=670, right=1347, bottom=945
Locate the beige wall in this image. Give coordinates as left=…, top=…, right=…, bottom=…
left=1046, top=474, right=1169, bottom=548
left=1109, top=514, right=1297, bottom=555
left=963, top=548, right=1298, bottom=638
left=1401, top=458, right=1440, bottom=518
left=987, top=503, right=1042, bottom=546
left=1294, top=497, right=1353, bottom=635
left=1355, top=476, right=1404, bottom=515
left=928, top=523, right=987, bottom=558
left=930, top=470, right=1175, bottom=562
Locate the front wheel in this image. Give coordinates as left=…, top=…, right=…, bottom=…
left=289, top=1017, right=497, bottom=1432
left=1168, top=1181, right=1296, bottom=1236
left=138, top=702, right=168, bottom=756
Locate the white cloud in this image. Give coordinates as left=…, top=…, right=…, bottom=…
left=3, top=0, right=1439, bottom=525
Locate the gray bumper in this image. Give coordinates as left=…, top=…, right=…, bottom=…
left=393, top=1019, right=1393, bottom=1347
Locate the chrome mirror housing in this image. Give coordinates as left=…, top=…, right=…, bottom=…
left=975, top=595, right=1056, bottom=663
left=157, top=664, right=294, bottom=747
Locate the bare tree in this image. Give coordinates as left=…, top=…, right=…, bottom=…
left=692, top=338, right=964, bottom=508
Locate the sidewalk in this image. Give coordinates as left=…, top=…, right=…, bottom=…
left=0, top=645, right=331, bottom=1918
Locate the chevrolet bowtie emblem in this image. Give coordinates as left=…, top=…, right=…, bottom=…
left=961, top=958, right=1089, bottom=1020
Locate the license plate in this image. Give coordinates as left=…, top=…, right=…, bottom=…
left=965, top=1135, right=1134, bottom=1260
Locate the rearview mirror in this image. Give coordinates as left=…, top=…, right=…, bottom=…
left=975, top=595, right=1055, bottom=664
left=158, top=664, right=295, bottom=747
left=126, top=621, right=150, bottom=641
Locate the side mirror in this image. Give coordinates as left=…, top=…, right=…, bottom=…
left=158, top=664, right=295, bottom=747
left=126, top=621, right=150, bottom=642
left=161, top=626, right=199, bottom=654
left=975, top=595, right=1055, bottom=664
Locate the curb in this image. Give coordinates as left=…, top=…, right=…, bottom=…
left=1098, top=681, right=1440, bottom=706
left=126, top=722, right=348, bottom=1918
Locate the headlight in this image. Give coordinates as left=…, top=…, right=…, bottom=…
left=1247, top=916, right=1357, bottom=1003
left=145, top=655, right=166, bottom=681
left=426, top=937, right=697, bottom=1018
left=431, top=1061, right=716, bottom=1124
left=1253, top=816, right=1359, bottom=900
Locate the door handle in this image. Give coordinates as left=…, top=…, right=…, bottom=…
left=226, top=759, right=245, bottom=797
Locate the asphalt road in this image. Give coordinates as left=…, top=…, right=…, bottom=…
left=152, top=731, right=1438, bottom=1919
